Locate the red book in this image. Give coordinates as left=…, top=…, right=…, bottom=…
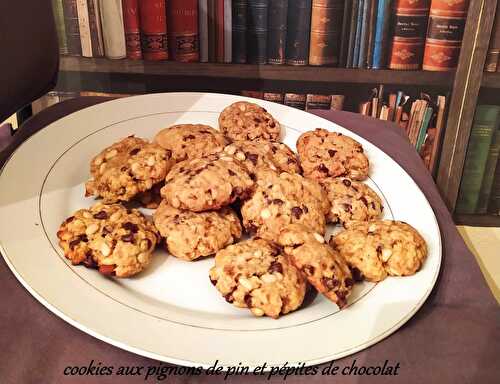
left=215, top=0, right=225, bottom=63
left=122, top=0, right=142, bottom=59
left=139, top=0, right=169, bottom=60
left=167, top=0, right=199, bottom=62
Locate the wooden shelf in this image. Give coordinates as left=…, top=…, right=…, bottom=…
left=481, top=72, right=500, bottom=88
left=59, top=56, right=455, bottom=86
left=454, top=214, right=500, bottom=227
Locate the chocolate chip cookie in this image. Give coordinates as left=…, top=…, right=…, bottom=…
left=153, top=200, right=242, bottom=261
left=57, top=203, right=159, bottom=277
left=85, top=136, right=174, bottom=203
left=296, top=128, right=369, bottom=181
left=161, top=153, right=254, bottom=212
left=209, top=238, right=306, bottom=318
left=219, top=101, right=281, bottom=141
left=241, top=169, right=330, bottom=241
left=278, top=224, right=354, bottom=308
left=321, top=177, right=383, bottom=226
left=223, top=139, right=301, bottom=176
left=154, top=124, right=228, bottom=163
left=330, top=220, right=427, bottom=282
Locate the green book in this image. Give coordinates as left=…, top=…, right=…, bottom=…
left=487, top=158, right=500, bottom=214
left=51, top=0, right=68, bottom=55
left=416, top=107, right=433, bottom=152
left=456, top=105, right=500, bottom=214
left=477, top=120, right=500, bottom=213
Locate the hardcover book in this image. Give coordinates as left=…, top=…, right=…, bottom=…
left=372, top=0, right=392, bottom=69
left=99, top=0, right=127, bottom=59
left=488, top=159, right=500, bottom=214
left=139, top=0, right=169, bottom=60
left=485, top=1, right=500, bottom=72
left=267, top=0, right=288, bottom=64
left=309, top=0, right=344, bottom=66
left=306, top=94, right=332, bottom=110
left=52, top=0, right=68, bottom=54
left=338, top=0, right=352, bottom=67
left=346, top=0, right=359, bottom=67
left=88, top=0, right=104, bottom=57
left=330, top=94, right=345, bottom=110
left=76, top=0, right=92, bottom=57
left=357, top=0, right=371, bottom=68
left=241, top=90, right=264, bottom=98
left=167, top=0, right=200, bottom=62
left=352, top=0, right=364, bottom=68
left=365, top=0, right=378, bottom=68
left=285, top=0, right=312, bottom=65
left=224, top=0, right=233, bottom=63
left=232, top=0, right=247, bottom=63
left=247, top=0, right=269, bottom=64
left=208, top=0, right=217, bottom=62
left=422, top=0, right=469, bottom=71
left=199, top=0, right=209, bottom=62
left=388, top=0, right=430, bottom=70
left=284, top=93, right=307, bottom=109
left=62, top=0, right=82, bottom=56
left=263, top=92, right=284, bottom=103
left=477, top=121, right=500, bottom=213
left=216, top=0, right=225, bottom=63
left=122, top=0, right=142, bottom=59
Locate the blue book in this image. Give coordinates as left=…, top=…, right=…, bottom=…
left=357, top=0, right=371, bottom=68
left=352, top=0, right=364, bottom=68
left=346, top=0, right=359, bottom=68
left=372, top=0, right=392, bottom=69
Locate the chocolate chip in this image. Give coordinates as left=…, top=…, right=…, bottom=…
left=228, top=169, right=236, bottom=176
left=122, top=222, right=139, bottom=233
left=302, top=205, right=309, bottom=213
left=321, top=277, right=339, bottom=290
left=69, top=238, right=81, bottom=249
left=343, top=203, right=352, bottom=212
left=244, top=294, right=252, bottom=307
left=224, top=293, right=234, bottom=303
left=173, top=215, right=180, bottom=225
left=376, top=245, right=382, bottom=255
left=102, top=226, right=112, bottom=235
left=328, top=149, right=336, bottom=157
left=121, top=166, right=128, bottom=172
left=247, top=153, right=258, bottom=165
left=83, top=250, right=97, bottom=269
left=246, top=223, right=258, bottom=234
left=342, top=179, right=352, bottom=187
left=253, top=118, right=261, bottom=123
left=231, top=186, right=243, bottom=197
left=271, top=146, right=277, bottom=154
left=210, top=278, right=217, bottom=286
left=269, top=261, right=283, bottom=274
left=317, top=164, right=329, bottom=173
left=371, top=202, right=377, bottom=209
left=65, top=216, right=75, bottom=224
left=304, top=265, right=315, bottom=276
left=272, top=199, right=284, bottom=205
left=183, top=134, right=196, bottom=141
left=269, top=122, right=275, bottom=128
left=200, top=130, right=211, bottom=134
left=291, top=206, right=303, bottom=219
left=129, top=148, right=140, bottom=156
left=345, top=278, right=354, bottom=287
left=350, top=267, right=364, bottom=282
left=287, top=158, right=296, bottom=164
left=93, top=211, right=108, bottom=220
left=121, top=233, right=134, bottom=242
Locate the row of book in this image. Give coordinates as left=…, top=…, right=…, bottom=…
left=54, top=0, right=468, bottom=71
left=456, top=105, right=500, bottom=216
left=485, top=2, right=500, bottom=73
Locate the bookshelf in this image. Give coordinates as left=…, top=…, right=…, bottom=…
left=481, top=72, right=500, bottom=89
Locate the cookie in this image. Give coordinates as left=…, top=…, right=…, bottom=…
left=218, top=101, right=281, bottom=141
left=278, top=224, right=353, bottom=308
left=241, top=169, right=330, bottom=241
left=85, top=136, right=174, bottom=203
left=320, top=177, right=383, bottom=226
left=57, top=203, right=159, bottom=277
left=209, top=238, right=306, bottom=318
left=296, top=128, right=369, bottom=181
left=223, top=139, right=301, bottom=176
left=330, top=220, right=427, bottom=282
left=153, top=200, right=242, bottom=261
left=154, top=124, right=228, bottom=163
left=161, top=153, right=255, bottom=212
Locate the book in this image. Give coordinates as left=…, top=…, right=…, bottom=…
left=388, top=0, right=430, bottom=70
left=357, top=0, right=371, bottom=68
left=338, top=0, right=352, bottom=67
left=285, top=0, right=312, bottom=65
left=216, top=0, right=225, bottom=62
left=267, top=0, right=288, bottom=65
left=224, top=0, right=232, bottom=63
left=352, top=0, right=364, bottom=68
left=477, top=122, right=500, bottom=213
left=485, top=2, right=500, bottom=72
left=52, top=0, right=68, bottom=54
left=309, top=0, right=344, bottom=66
left=365, top=0, right=378, bottom=68
left=88, top=0, right=104, bottom=57
left=167, top=0, right=199, bottom=62
left=199, top=0, right=209, bottom=62
left=208, top=0, right=217, bottom=62
left=122, top=0, right=142, bottom=60
left=330, top=94, right=345, bottom=110
left=99, top=0, right=127, bottom=59
left=455, top=105, right=500, bottom=214
left=427, top=94, right=447, bottom=174
left=488, top=159, right=500, bottom=214
left=62, top=0, right=82, bottom=56
left=372, top=0, right=392, bottom=69
left=241, top=90, right=264, bottom=98
left=306, top=94, right=332, bottom=110
left=416, top=106, right=433, bottom=152
left=422, top=0, right=469, bottom=71
left=76, top=0, right=92, bottom=57
left=263, top=92, right=284, bottom=103
left=247, top=0, right=268, bottom=64
left=232, top=0, right=247, bottom=63
left=284, top=93, right=307, bottom=109
left=346, top=0, right=359, bottom=67
left=139, top=0, right=168, bottom=60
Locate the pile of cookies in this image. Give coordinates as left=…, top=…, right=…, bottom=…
left=57, top=100, right=428, bottom=319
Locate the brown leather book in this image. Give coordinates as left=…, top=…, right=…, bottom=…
left=62, top=0, right=82, bottom=56
left=241, top=91, right=264, bottom=99
left=263, top=93, right=284, bottom=103
left=284, top=93, right=307, bottom=110
left=167, top=0, right=200, bottom=62
left=330, top=95, right=345, bottom=110
left=422, top=0, right=469, bottom=71
left=309, top=0, right=344, bottom=66
left=139, top=0, right=169, bottom=61
left=388, top=0, right=430, bottom=70
left=305, top=94, right=332, bottom=110
left=122, top=0, right=142, bottom=60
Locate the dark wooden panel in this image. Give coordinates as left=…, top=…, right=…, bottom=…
left=454, top=214, right=500, bottom=227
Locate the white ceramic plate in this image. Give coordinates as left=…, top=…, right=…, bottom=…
left=0, top=92, right=441, bottom=368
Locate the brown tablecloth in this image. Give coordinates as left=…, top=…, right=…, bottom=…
left=1, top=97, right=498, bottom=383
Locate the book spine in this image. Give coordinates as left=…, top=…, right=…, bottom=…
left=76, top=0, right=92, bottom=57
left=309, top=0, right=344, bottom=66
left=346, top=0, right=359, bottom=67
left=199, top=0, right=209, bottom=62
left=488, top=159, right=500, bottom=214
left=247, top=0, right=268, bottom=64
left=485, top=2, right=500, bottom=72
left=122, top=0, right=142, bottom=59
left=263, top=92, right=284, bottom=103
left=306, top=94, right=332, bottom=110
left=52, top=0, right=69, bottom=54
left=208, top=0, right=217, bottom=62
left=62, top=0, right=82, bottom=55
left=88, top=0, right=104, bottom=57
left=241, top=90, right=264, bottom=98
left=139, top=0, right=168, bottom=60
left=167, top=0, right=199, bottom=62
left=357, top=0, right=370, bottom=68
left=99, top=0, right=127, bottom=59
left=286, top=0, right=312, bottom=65
left=330, top=94, right=345, bottom=110
left=388, top=0, right=430, bottom=70
left=365, top=0, right=378, bottom=68
left=338, top=0, right=352, bottom=67
left=456, top=105, right=500, bottom=214
left=477, top=123, right=500, bottom=213
left=372, top=0, right=392, bottom=69
left=216, top=0, right=225, bottom=62
left=284, top=93, right=307, bottom=109
left=232, top=0, right=247, bottom=63
left=224, top=0, right=232, bottom=62
left=352, top=0, right=364, bottom=68
left=267, top=0, right=288, bottom=65
left=422, top=0, right=469, bottom=71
